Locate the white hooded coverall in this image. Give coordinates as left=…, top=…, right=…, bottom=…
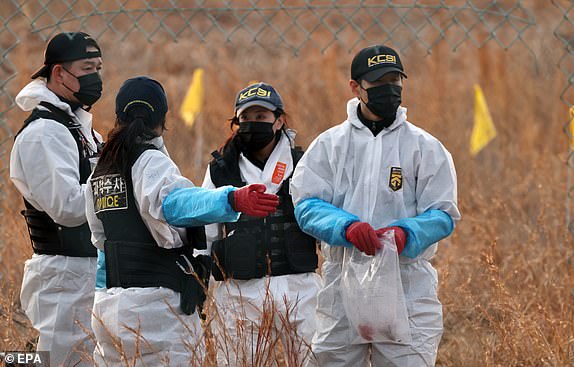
left=10, top=79, right=101, bottom=366
left=86, top=137, right=240, bottom=366
left=290, top=98, right=461, bottom=367
left=202, top=131, right=321, bottom=367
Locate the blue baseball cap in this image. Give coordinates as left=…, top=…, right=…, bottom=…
left=115, top=76, right=168, bottom=123
left=234, top=82, right=283, bottom=117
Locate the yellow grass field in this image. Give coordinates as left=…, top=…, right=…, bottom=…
left=0, top=2, right=573, bottom=366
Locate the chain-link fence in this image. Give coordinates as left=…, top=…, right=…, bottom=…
left=1, top=0, right=573, bottom=231
left=0, top=0, right=537, bottom=171
left=553, top=0, right=574, bottom=234
left=22, top=1, right=535, bottom=51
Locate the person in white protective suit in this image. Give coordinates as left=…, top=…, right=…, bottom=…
left=10, top=32, right=104, bottom=366
left=85, top=76, right=279, bottom=366
left=202, top=82, right=321, bottom=366
left=290, top=44, right=461, bottom=367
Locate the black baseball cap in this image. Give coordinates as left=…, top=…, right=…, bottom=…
left=116, top=76, right=168, bottom=123
left=351, top=45, right=407, bottom=82
left=31, top=32, right=102, bottom=79
left=234, top=82, right=283, bottom=117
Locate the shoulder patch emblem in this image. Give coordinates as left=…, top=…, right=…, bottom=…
left=92, top=173, right=128, bottom=213
left=389, top=167, right=402, bottom=192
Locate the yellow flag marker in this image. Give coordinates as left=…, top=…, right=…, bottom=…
left=470, top=84, right=497, bottom=156
left=180, top=68, right=204, bottom=128
left=569, top=106, right=574, bottom=149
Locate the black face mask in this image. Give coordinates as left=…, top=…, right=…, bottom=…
left=237, top=121, right=277, bottom=152
left=362, top=84, right=402, bottom=123
left=63, top=68, right=103, bottom=107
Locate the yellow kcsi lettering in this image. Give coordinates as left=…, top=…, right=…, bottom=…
left=367, top=54, right=397, bottom=67
left=96, top=195, right=120, bottom=210
left=239, top=87, right=271, bottom=101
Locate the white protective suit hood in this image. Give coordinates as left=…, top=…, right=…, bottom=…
left=347, top=97, right=407, bottom=132
left=15, top=79, right=99, bottom=150
left=17, top=79, right=76, bottom=118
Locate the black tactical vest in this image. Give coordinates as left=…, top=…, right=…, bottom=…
left=209, top=142, right=318, bottom=280
left=91, top=144, right=207, bottom=315
left=16, top=101, right=99, bottom=257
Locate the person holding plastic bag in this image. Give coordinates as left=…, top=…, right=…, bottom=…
left=202, top=82, right=321, bottom=366
left=291, top=44, right=461, bottom=366
left=85, top=76, right=278, bottom=365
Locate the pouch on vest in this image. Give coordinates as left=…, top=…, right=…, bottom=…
left=212, top=232, right=258, bottom=280
left=211, top=239, right=226, bottom=281
left=180, top=273, right=204, bottom=316
left=187, top=226, right=207, bottom=250
left=180, top=274, right=203, bottom=316
left=284, top=227, right=319, bottom=273
left=180, top=254, right=210, bottom=316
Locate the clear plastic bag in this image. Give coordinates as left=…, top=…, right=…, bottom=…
left=340, top=229, right=412, bottom=344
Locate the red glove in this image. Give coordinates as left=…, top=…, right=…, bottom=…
left=231, top=184, right=279, bottom=218
left=345, top=221, right=381, bottom=256
left=375, top=226, right=407, bottom=254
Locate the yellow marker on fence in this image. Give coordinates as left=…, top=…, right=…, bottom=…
left=180, top=68, right=204, bottom=128
left=470, top=84, right=497, bottom=156
left=569, top=106, right=574, bottom=149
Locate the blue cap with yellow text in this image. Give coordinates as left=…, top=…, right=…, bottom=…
left=234, top=82, right=283, bottom=117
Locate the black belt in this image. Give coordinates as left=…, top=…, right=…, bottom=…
left=21, top=207, right=96, bottom=257
left=104, top=240, right=209, bottom=315
left=104, top=240, right=187, bottom=291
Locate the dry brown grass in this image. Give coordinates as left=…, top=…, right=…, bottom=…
left=1, top=2, right=573, bottom=366
left=204, top=280, right=311, bottom=367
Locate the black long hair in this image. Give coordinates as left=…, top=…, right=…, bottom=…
left=95, top=105, right=166, bottom=177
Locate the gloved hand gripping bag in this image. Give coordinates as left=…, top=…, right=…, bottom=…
left=340, top=229, right=412, bottom=344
